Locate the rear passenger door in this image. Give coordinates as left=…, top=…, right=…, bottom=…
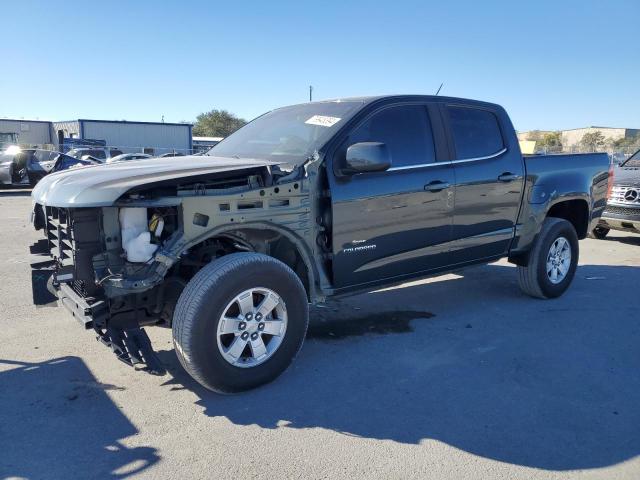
left=445, top=104, right=525, bottom=262
left=328, top=102, right=455, bottom=289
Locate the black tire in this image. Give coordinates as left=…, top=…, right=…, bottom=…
left=172, top=253, right=309, bottom=393
left=517, top=217, right=579, bottom=299
left=589, top=226, right=609, bottom=240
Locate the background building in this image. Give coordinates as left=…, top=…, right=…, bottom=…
left=53, top=119, right=193, bottom=156
left=559, top=127, right=640, bottom=149
left=518, top=127, right=640, bottom=150
left=0, top=119, right=55, bottom=149
left=192, top=136, right=223, bottom=154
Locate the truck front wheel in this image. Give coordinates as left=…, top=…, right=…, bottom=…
left=172, top=253, right=309, bottom=393
left=517, top=217, right=579, bottom=299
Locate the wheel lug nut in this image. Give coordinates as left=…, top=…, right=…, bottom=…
left=238, top=321, right=247, bottom=331
left=241, top=332, right=249, bottom=340
left=245, top=313, right=253, bottom=321
left=251, top=332, right=259, bottom=340
left=258, top=323, right=265, bottom=331
left=255, top=313, right=263, bottom=321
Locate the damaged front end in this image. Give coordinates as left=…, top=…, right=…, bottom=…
left=30, top=159, right=323, bottom=375
left=31, top=203, right=171, bottom=373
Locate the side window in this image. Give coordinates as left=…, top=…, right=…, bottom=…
left=110, top=149, right=123, bottom=157
left=448, top=106, right=504, bottom=159
left=89, top=149, right=107, bottom=159
left=349, top=104, right=435, bottom=168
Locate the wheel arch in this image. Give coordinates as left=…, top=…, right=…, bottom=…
left=179, top=221, right=319, bottom=302
left=510, top=194, right=590, bottom=266
left=546, top=198, right=590, bottom=239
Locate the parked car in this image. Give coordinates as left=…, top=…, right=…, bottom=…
left=0, top=148, right=32, bottom=185
left=592, top=148, right=640, bottom=238
left=158, top=152, right=185, bottom=158
left=107, top=153, right=154, bottom=164
left=609, top=152, right=629, bottom=166
left=0, top=148, right=101, bottom=186
left=51, top=154, right=100, bottom=172
left=30, top=95, right=609, bottom=393
left=66, top=147, right=124, bottom=163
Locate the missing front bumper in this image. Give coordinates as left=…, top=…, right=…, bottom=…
left=56, top=283, right=108, bottom=330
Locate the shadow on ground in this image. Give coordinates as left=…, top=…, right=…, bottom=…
left=157, top=263, right=640, bottom=472
left=606, top=233, right=640, bottom=246
left=0, top=357, right=159, bottom=479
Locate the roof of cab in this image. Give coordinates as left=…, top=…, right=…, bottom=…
left=286, top=94, right=502, bottom=110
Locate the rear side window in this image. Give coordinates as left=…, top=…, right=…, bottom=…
left=448, top=106, right=504, bottom=159
left=349, top=104, right=436, bottom=168
left=110, top=149, right=123, bottom=157
left=89, top=149, right=106, bottom=159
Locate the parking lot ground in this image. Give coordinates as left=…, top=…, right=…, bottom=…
left=0, top=192, right=639, bottom=480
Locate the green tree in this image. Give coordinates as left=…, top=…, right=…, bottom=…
left=526, top=130, right=543, bottom=142
left=611, top=133, right=640, bottom=151
left=537, top=131, right=563, bottom=152
left=193, top=109, right=247, bottom=137
left=580, top=131, right=606, bottom=152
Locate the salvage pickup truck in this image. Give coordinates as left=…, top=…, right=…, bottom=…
left=30, top=95, right=610, bottom=393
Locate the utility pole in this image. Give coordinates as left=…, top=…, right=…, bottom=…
left=309, top=85, right=313, bottom=102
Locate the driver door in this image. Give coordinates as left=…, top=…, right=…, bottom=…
left=328, top=102, right=455, bottom=290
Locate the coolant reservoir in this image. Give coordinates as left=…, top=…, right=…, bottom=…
left=119, top=208, right=158, bottom=262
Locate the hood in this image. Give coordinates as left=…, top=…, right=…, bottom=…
left=32, top=155, right=282, bottom=207
left=613, top=165, right=640, bottom=188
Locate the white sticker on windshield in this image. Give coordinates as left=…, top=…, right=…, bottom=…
left=305, top=115, right=342, bottom=127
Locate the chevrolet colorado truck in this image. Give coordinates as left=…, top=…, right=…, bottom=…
left=591, top=148, right=640, bottom=239
left=30, top=96, right=610, bottom=393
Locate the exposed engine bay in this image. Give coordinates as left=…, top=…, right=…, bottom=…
left=31, top=159, right=331, bottom=335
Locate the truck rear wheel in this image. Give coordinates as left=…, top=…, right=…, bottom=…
left=172, top=253, right=309, bottom=393
left=517, top=217, right=579, bottom=299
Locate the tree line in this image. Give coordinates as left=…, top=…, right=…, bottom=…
left=526, top=129, right=640, bottom=153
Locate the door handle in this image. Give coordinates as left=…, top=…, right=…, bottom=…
left=498, top=172, right=518, bottom=182
left=424, top=181, right=450, bottom=192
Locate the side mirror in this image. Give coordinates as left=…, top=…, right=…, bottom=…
left=343, top=142, right=391, bottom=175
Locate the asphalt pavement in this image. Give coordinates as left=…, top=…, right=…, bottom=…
left=0, top=191, right=639, bottom=480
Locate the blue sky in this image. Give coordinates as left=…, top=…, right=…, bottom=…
left=4, top=0, right=639, bottom=131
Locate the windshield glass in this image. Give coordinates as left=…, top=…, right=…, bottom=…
left=207, top=101, right=362, bottom=168
left=621, top=149, right=640, bottom=167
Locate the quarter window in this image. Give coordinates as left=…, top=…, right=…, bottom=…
left=349, top=105, right=436, bottom=168
left=448, top=106, right=504, bottom=159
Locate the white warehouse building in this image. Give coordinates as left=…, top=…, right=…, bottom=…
left=53, top=119, right=193, bottom=156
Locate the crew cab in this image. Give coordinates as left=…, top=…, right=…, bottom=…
left=592, top=148, right=640, bottom=239
left=30, top=95, right=610, bottom=393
